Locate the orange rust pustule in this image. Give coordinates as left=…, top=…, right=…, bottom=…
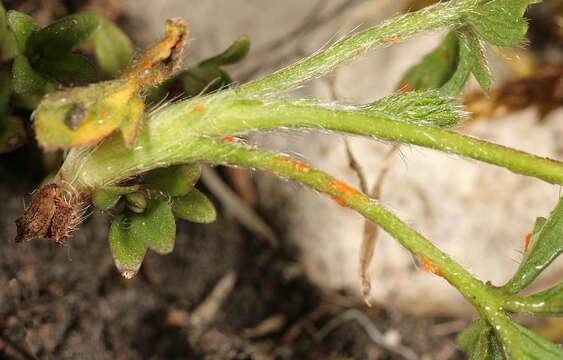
left=524, top=233, right=532, bottom=253
left=421, top=259, right=443, bottom=278
left=351, top=48, right=365, bottom=60
left=331, top=196, right=347, bottom=207
left=193, top=104, right=204, bottom=111
left=293, top=161, right=310, bottom=173
left=15, top=183, right=85, bottom=243
left=142, top=61, right=152, bottom=70
left=329, top=180, right=356, bottom=196
left=384, top=35, right=403, bottom=45
left=398, top=82, right=411, bottom=93
left=281, top=158, right=311, bottom=173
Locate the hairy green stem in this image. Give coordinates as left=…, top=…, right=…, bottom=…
left=234, top=0, right=478, bottom=97
left=190, top=139, right=562, bottom=356
left=60, top=97, right=563, bottom=191
left=194, top=139, right=486, bottom=292
left=200, top=99, right=563, bottom=184
left=191, top=139, right=531, bottom=341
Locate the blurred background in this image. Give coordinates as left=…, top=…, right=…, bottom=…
left=1, top=0, right=562, bottom=358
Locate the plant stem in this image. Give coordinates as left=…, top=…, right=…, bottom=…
left=191, top=139, right=554, bottom=354
left=200, top=99, right=563, bottom=185
left=234, top=0, right=479, bottom=97
left=191, top=139, right=493, bottom=301
left=60, top=96, right=563, bottom=191
left=503, top=294, right=563, bottom=317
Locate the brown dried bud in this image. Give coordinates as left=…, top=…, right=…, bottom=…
left=15, top=183, right=85, bottom=243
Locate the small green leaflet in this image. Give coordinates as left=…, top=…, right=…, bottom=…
left=400, top=29, right=490, bottom=96
left=502, top=198, right=563, bottom=294
left=144, top=163, right=202, bottom=197
left=129, top=198, right=176, bottom=254
left=11, top=55, right=46, bottom=93
left=109, top=214, right=147, bottom=279
left=440, top=29, right=490, bottom=95
left=172, top=188, right=217, bottom=224
left=28, top=13, right=102, bottom=60
left=92, top=185, right=140, bottom=211
left=358, top=89, right=463, bottom=128
left=464, top=0, right=540, bottom=47
left=6, top=10, right=36, bottom=53
left=91, top=19, right=133, bottom=77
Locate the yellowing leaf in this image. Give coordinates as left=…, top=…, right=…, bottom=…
left=33, top=18, right=189, bottom=150
left=33, top=79, right=143, bottom=149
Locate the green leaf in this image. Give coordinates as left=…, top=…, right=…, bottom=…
left=130, top=198, right=176, bottom=254
left=0, top=30, right=19, bottom=61
left=501, top=320, right=563, bottom=359
left=400, top=31, right=459, bottom=91
left=176, top=35, right=250, bottom=97
left=143, top=79, right=172, bottom=105
left=11, top=55, right=46, bottom=93
left=505, top=283, right=563, bottom=316
left=473, top=314, right=563, bottom=359
left=525, top=283, right=563, bottom=316
left=457, top=319, right=484, bottom=353
left=0, top=70, right=10, bottom=115
left=144, top=163, right=202, bottom=196
left=172, top=188, right=217, bottom=224
left=91, top=19, right=133, bottom=77
left=11, top=81, right=55, bottom=110
left=178, top=66, right=231, bottom=97
left=125, top=192, right=147, bottom=213
left=471, top=325, right=504, bottom=360
left=503, top=198, right=563, bottom=293
left=400, top=28, right=490, bottom=97
left=35, top=53, right=98, bottom=84
left=0, top=114, right=26, bottom=153
left=0, top=3, right=6, bottom=41
left=464, top=0, right=539, bottom=47
left=28, top=13, right=102, bottom=60
left=358, top=90, right=463, bottom=128
left=92, top=185, right=140, bottom=211
left=109, top=214, right=147, bottom=279
left=440, top=51, right=470, bottom=95
left=532, top=216, right=547, bottom=233
left=462, top=30, right=490, bottom=93
left=0, top=3, right=19, bottom=61
left=199, top=35, right=250, bottom=67
left=440, top=29, right=491, bottom=95
left=6, top=10, right=36, bottom=53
